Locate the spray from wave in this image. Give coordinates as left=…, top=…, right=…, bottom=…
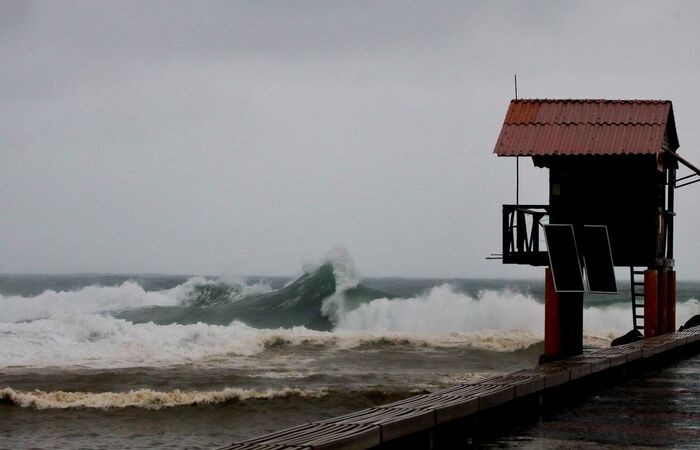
left=336, top=284, right=700, bottom=345
left=2, top=248, right=699, bottom=369
left=319, top=247, right=361, bottom=323
left=0, top=277, right=274, bottom=323
left=0, top=316, right=545, bottom=368
left=0, top=281, right=182, bottom=323
left=336, top=286, right=543, bottom=333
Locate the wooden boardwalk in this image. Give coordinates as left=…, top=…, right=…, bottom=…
left=219, top=326, right=700, bottom=450
left=481, top=351, right=700, bottom=448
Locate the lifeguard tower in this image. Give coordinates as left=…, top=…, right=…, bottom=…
left=493, top=99, right=700, bottom=361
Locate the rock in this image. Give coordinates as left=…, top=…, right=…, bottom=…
left=679, top=314, right=700, bottom=331
left=611, top=329, right=643, bottom=346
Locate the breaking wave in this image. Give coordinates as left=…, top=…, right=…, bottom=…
left=2, top=248, right=699, bottom=369
left=0, top=387, right=326, bottom=410
left=335, top=285, right=700, bottom=342
left=337, top=286, right=543, bottom=333
left=0, top=277, right=274, bottom=323
left=0, top=315, right=545, bottom=368
left=0, top=281, right=182, bottom=323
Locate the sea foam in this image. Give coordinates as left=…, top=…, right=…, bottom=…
left=4, top=294, right=698, bottom=368
left=0, top=314, right=542, bottom=368
left=0, top=386, right=325, bottom=410
left=334, top=284, right=700, bottom=343
left=2, top=251, right=699, bottom=369
left=0, top=279, right=191, bottom=323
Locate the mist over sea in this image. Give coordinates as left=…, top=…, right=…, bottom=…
left=2, top=250, right=699, bottom=449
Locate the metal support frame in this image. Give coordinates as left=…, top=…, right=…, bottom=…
left=666, top=150, right=700, bottom=189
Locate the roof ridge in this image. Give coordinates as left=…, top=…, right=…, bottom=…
left=504, top=122, right=667, bottom=126
left=511, top=98, right=671, bottom=104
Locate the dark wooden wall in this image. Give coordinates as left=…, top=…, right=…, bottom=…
left=534, top=155, right=666, bottom=267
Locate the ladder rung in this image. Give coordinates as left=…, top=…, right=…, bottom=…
left=631, top=266, right=646, bottom=332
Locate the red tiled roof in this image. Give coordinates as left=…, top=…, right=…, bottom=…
left=494, top=99, right=679, bottom=156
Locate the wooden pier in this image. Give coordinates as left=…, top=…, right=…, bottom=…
left=218, top=326, right=700, bottom=449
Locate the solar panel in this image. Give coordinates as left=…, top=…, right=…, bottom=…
left=580, top=225, right=617, bottom=294
left=544, top=224, right=585, bottom=293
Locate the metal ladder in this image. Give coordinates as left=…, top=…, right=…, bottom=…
left=630, top=267, right=645, bottom=331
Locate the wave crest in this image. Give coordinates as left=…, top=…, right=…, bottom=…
left=336, top=284, right=700, bottom=336
left=0, top=277, right=277, bottom=323
left=0, top=387, right=325, bottom=410
left=0, top=281, right=184, bottom=323
left=177, top=277, right=272, bottom=307
left=3, top=287, right=699, bottom=368
left=336, top=286, right=543, bottom=333
left=0, top=315, right=547, bottom=368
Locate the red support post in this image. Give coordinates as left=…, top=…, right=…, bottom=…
left=544, top=268, right=561, bottom=357
left=668, top=270, right=676, bottom=332
left=659, top=271, right=668, bottom=334
left=644, top=270, right=659, bottom=338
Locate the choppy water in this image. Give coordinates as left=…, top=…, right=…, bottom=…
left=2, top=250, right=699, bottom=449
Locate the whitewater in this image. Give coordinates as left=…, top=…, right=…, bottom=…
left=2, top=251, right=699, bottom=448
left=2, top=266, right=698, bottom=369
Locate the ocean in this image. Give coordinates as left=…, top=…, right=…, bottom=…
left=2, top=251, right=699, bottom=449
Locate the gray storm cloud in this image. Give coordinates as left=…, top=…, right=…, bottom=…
left=1, top=0, right=699, bottom=278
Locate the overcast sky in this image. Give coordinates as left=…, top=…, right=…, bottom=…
left=2, top=1, right=700, bottom=278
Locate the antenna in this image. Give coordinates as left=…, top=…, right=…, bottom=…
left=515, top=74, right=519, bottom=205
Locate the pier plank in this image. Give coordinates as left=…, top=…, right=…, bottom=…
left=222, top=445, right=309, bottom=450
left=548, top=360, right=592, bottom=380
left=677, top=331, right=697, bottom=343
left=590, top=347, right=630, bottom=367
left=431, top=395, right=481, bottom=424
left=436, top=383, right=515, bottom=410
left=446, top=374, right=544, bottom=398
left=220, top=423, right=379, bottom=450
left=567, top=356, right=610, bottom=374
left=377, top=393, right=479, bottom=424
left=640, top=340, right=667, bottom=357
left=612, top=342, right=643, bottom=361
left=511, top=364, right=569, bottom=388
left=318, top=407, right=434, bottom=442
